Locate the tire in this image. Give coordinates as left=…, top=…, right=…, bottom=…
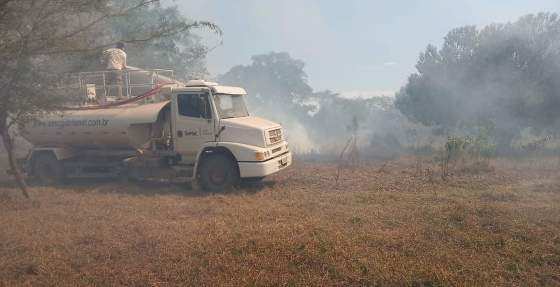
left=32, top=153, right=64, bottom=185
left=198, top=154, right=239, bottom=192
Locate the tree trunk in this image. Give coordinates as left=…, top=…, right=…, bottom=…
left=0, top=123, right=30, bottom=199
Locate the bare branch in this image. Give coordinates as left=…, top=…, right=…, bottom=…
left=30, top=20, right=222, bottom=56
left=46, top=0, right=159, bottom=43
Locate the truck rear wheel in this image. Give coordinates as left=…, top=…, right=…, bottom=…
left=198, top=154, right=239, bottom=192
left=32, top=153, right=64, bottom=185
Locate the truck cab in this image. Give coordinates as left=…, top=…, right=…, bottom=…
left=169, top=80, right=292, bottom=190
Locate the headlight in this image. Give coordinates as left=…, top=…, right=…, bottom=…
left=255, top=151, right=266, bottom=161
left=255, top=151, right=271, bottom=161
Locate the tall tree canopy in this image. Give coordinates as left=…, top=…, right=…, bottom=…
left=219, top=52, right=314, bottom=119
left=110, top=1, right=220, bottom=81
left=396, top=13, right=560, bottom=144
left=219, top=52, right=317, bottom=152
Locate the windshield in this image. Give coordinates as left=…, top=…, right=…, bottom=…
left=214, top=94, right=250, bottom=119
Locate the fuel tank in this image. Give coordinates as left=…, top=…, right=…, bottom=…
left=22, top=101, right=171, bottom=150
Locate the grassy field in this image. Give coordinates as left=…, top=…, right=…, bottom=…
left=0, top=158, right=559, bottom=286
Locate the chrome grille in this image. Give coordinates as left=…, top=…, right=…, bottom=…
left=268, top=128, right=282, bottom=145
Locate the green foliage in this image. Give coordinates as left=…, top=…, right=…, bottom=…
left=1, top=0, right=218, bottom=127
left=437, top=123, right=497, bottom=177
left=109, top=1, right=220, bottom=81
left=396, top=13, right=560, bottom=147
left=445, top=136, right=471, bottom=161
left=220, top=52, right=313, bottom=114
left=449, top=129, right=497, bottom=162
left=471, top=124, right=498, bottom=159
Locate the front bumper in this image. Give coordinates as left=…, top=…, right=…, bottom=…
left=238, top=151, right=292, bottom=178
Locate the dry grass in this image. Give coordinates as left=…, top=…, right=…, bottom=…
left=0, top=158, right=559, bottom=286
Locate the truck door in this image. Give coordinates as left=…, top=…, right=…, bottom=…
left=172, top=92, right=215, bottom=162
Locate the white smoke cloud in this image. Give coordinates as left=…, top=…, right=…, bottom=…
left=339, top=90, right=396, bottom=99
left=284, top=120, right=316, bottom=154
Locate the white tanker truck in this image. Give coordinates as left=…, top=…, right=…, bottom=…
left=20, top=72, right=292, bottom=191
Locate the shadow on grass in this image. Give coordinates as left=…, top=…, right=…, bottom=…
left=3, top=177, right=277, bottom=198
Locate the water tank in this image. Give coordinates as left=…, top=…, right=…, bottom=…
left=22, top=101, right=171, bottom=150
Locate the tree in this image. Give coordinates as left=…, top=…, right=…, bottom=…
left=396, top=13, right=560, bottom=147
left=110, top=1, right=220, bottom=81
left=219, top=52, right=320, bottom=153
left=0, top=0, right=219, bottom=198
left=219, top=52, right=314, bottom=119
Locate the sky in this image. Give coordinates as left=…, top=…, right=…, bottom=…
left=172, top=0, right=560, bottom=98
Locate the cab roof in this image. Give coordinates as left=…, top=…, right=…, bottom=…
left=180, top=80, right=247, bottom=95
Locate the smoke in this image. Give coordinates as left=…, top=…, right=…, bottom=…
left=242, top=101, right=318, bottom=154
left=217, top=51, right=419, bottom=159
left=278, top=117, right=316, bottom=154
left=394, top=13, right=560, bottom=153
left=249, top=89, right=414, bottom=159
left=217, top=12, right=560, bottom=160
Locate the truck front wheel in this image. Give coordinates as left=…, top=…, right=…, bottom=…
left=198, top=154, right=239, bottom=192
left=32, top=153, right=64, bottom=185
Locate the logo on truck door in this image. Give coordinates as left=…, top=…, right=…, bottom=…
left=184, top=128, right=199, bottom=136
left=180, top=128, right=212, bottom=137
